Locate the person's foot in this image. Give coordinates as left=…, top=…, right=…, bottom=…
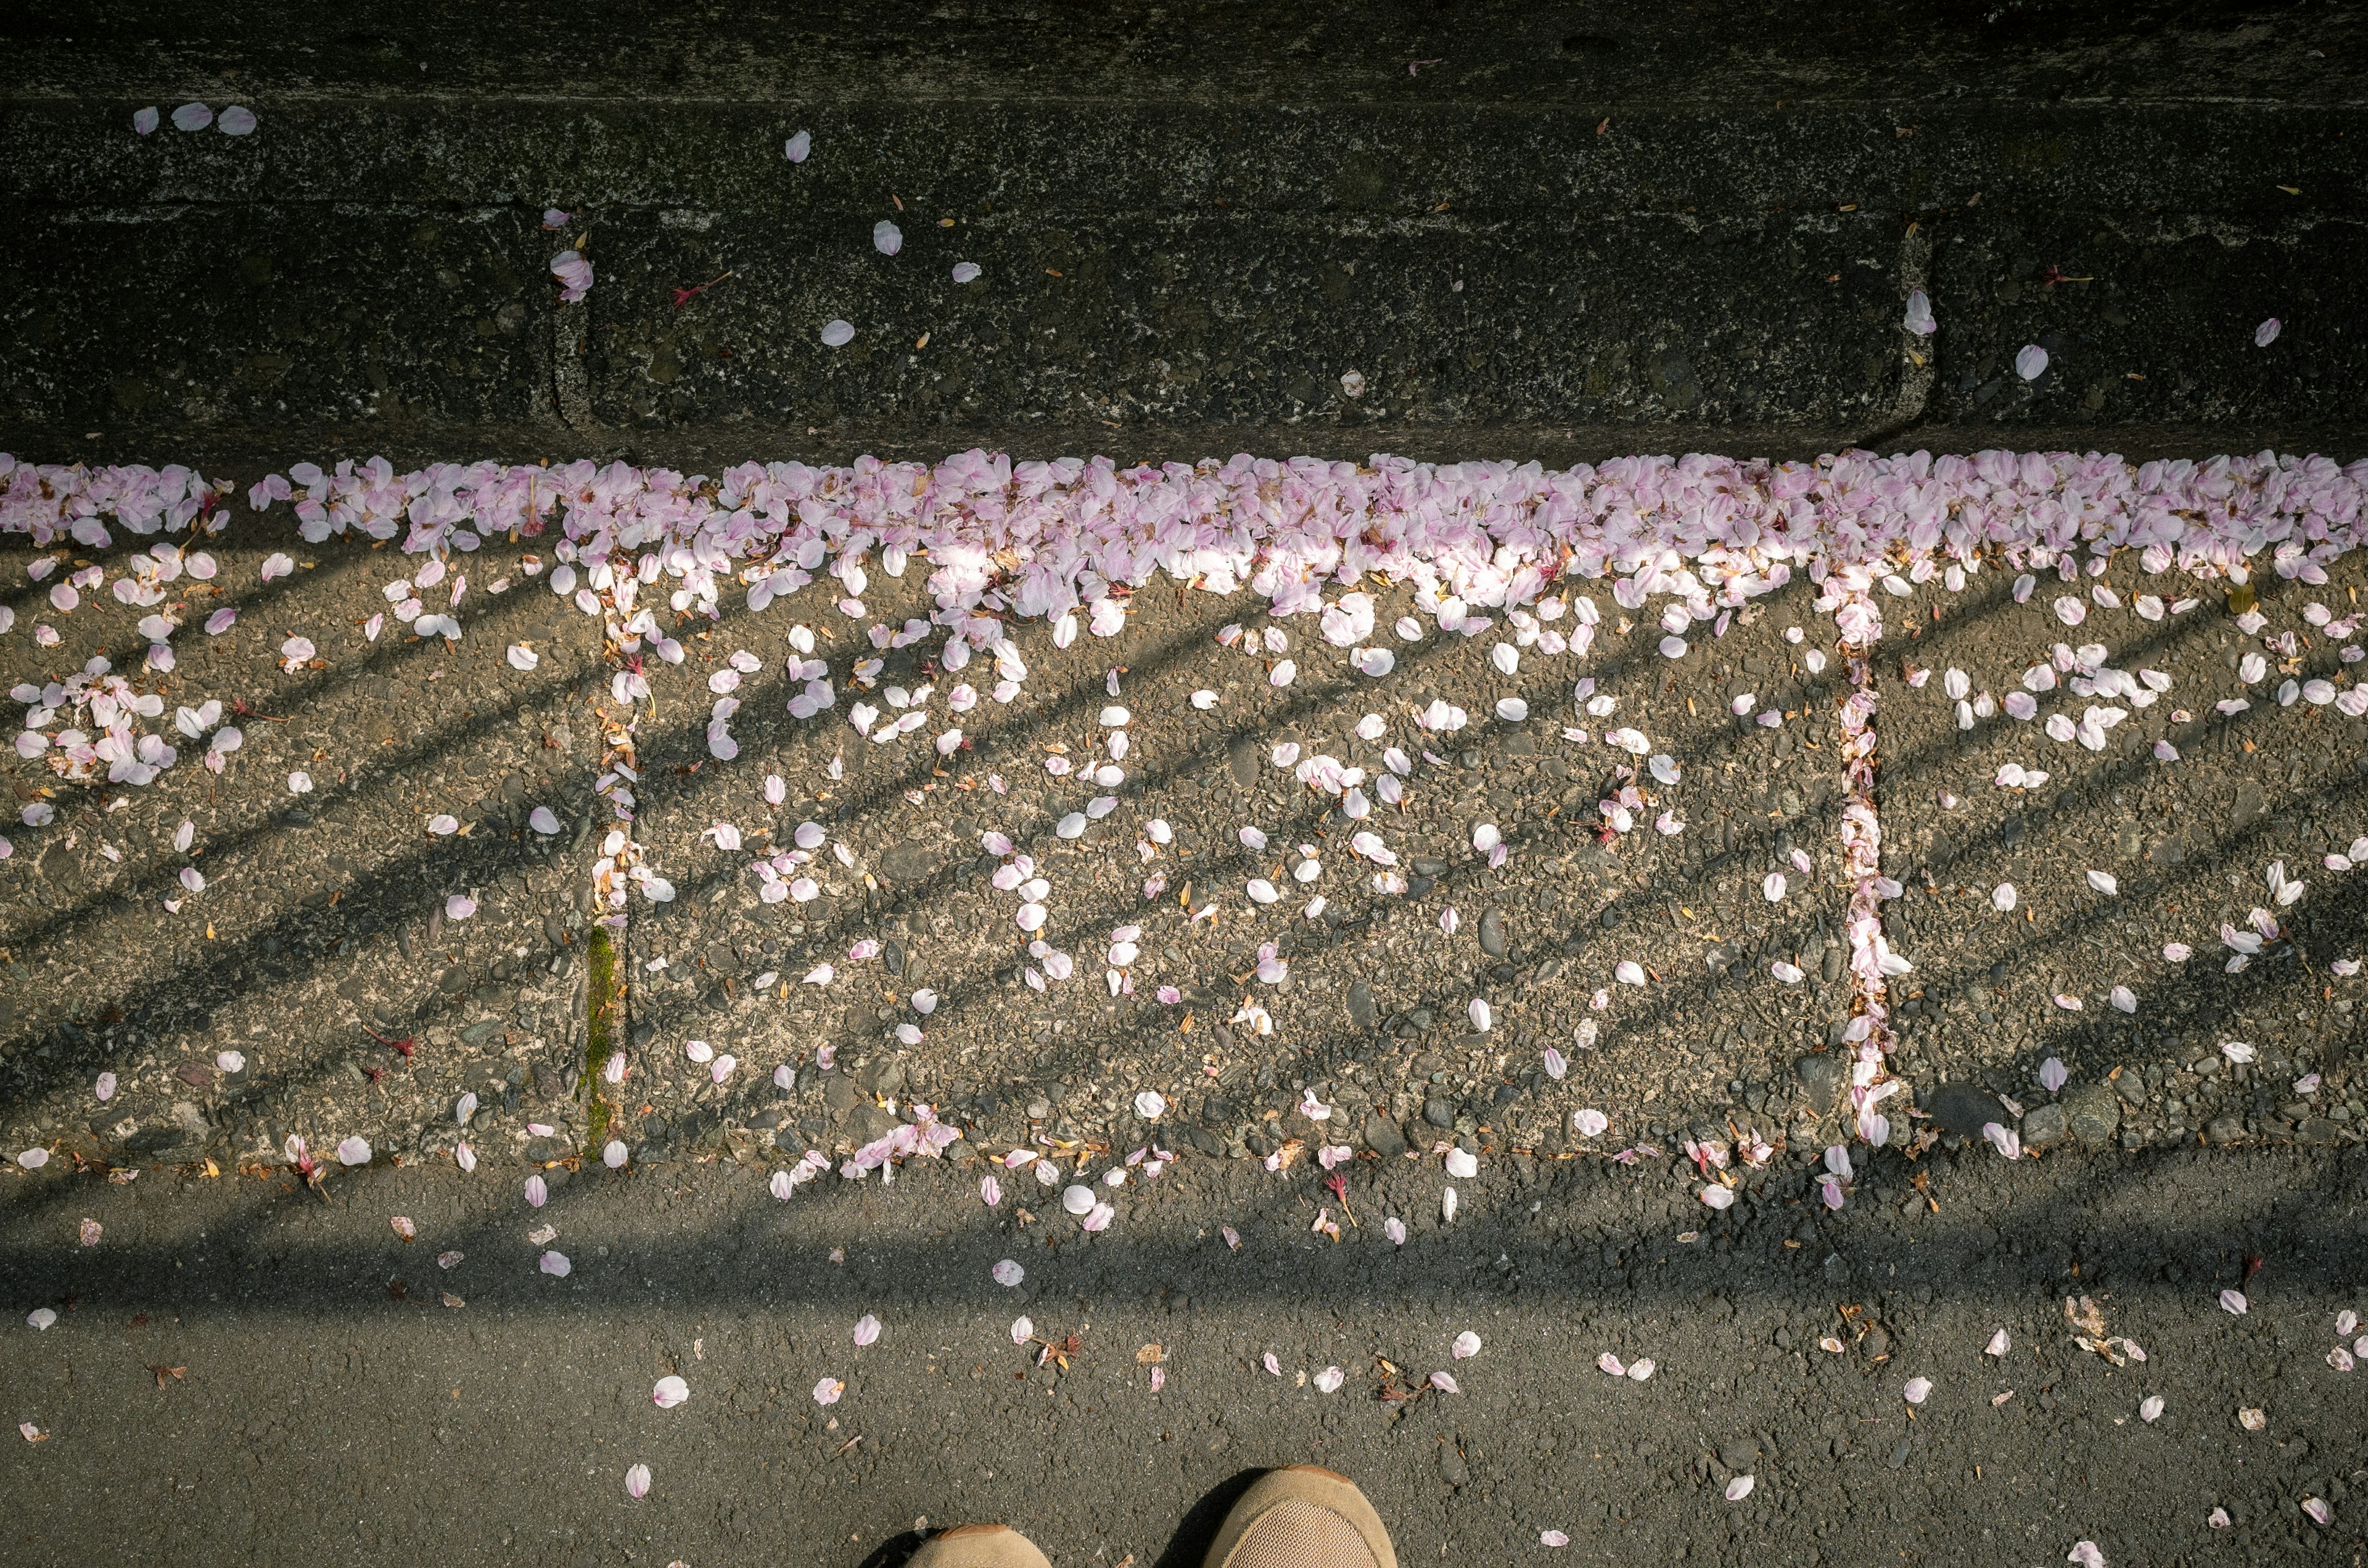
left=1203, top=1465, right=1396, bottom=1568
left=906, top=1522, right=1052, bottom=1568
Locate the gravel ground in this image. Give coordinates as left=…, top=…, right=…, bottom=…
left=0, top=538, right=610, bottom=1174
left=622, top=570, right=1862, bottom=1178
left=1873, top=554, right=2368, bottom=1155
left=3, top=1145, right=2365, bottom=1567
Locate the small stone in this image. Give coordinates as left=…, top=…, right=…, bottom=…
left=1346, top=982, right=1376, bottom=1030
left=1227, top=737, right=1259, bottom=788
left=2062, top=1082, right=2122, bottom=1144
left=1924, top=1082, right=2004, bottom=1139
left=1477, top=908, right=1507, bottom=959
left=879, top=842, right=935, bottom=883
left=1437, top=1447, right=1470, bottom=1488
left=1423, top=1098, right=1456, bottom=1129
left=2206, top=1114, right=2248, bottom=1146
left=1793, top=1054, right=1845, bottom=1114
left=1363, top=1115, right=1408, bottom=1157
left=2018, top=1103, right=2068, bottom=1152
left=2295, top=1118, right=2341, bottom=1145
left=2231, top=780, right=2266, bottom=830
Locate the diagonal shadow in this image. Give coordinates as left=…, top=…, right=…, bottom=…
left=615, top=574, right=1860, bottom=1155
left=0, top=538, right=612, bottom=1151
left=1862, top=562, right=2368, bottom=1108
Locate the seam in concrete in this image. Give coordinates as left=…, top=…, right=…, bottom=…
left=1856, top=221, right=1934, bottom=453
left=551, top=303, right=596, bottom=435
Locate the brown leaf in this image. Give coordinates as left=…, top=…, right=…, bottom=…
left=147, top=1364, right=186, bottom=1387
left=174, top=1062, right=216, bottom=1087
left=440, top=1292, right=465, bottom=1309
left=387, top=1279, right=408, bottom=1300
left=1135, top=1344, right=1166, bottom=1365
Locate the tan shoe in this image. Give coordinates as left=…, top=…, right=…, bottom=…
left=1203, top=1466, right=1397, bottom=1568
left=906, top=1522, right=1052, bottom=1568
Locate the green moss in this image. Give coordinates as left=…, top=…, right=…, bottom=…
left=583, top=926, right=620, bottom=1148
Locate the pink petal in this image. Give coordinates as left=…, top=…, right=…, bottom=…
left=652, top=1376, right=689, bottom=1408
left=852, top=1314, right=882, bottom=1347
left=625, top=1463, right=651, bottom=1498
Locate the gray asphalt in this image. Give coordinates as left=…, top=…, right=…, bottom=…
left=5, top=1144, right=2366, bottom=1568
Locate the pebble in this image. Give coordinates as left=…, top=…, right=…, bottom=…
left=2018, top=1103, right=2068, bottom=1151
left=1346, top=982, right=1376, bottom=1030
left=1477, top=907, right=1507, bottom=959
left=1793, top=1054, right=1844, bottom=1114
left=2062, top=1082, right=2121, bottom=1144
left=1923, top=1082, right=2004, bottom=1139
left=1227, top=737, right=1259, bottom=787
